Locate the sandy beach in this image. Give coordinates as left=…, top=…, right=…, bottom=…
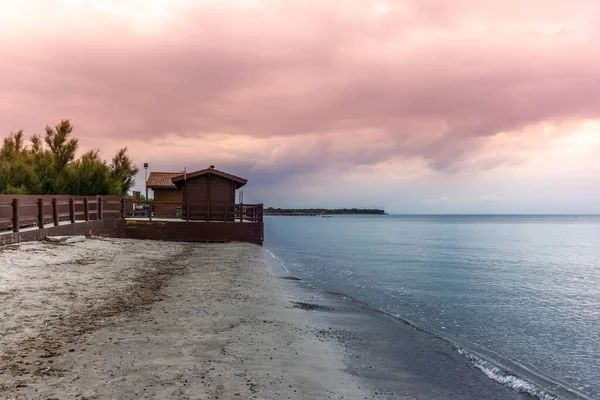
left=0, top=238, right=377, bottom=399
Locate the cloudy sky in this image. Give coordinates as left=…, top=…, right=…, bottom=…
left=1, top=0, right=599, bottom=213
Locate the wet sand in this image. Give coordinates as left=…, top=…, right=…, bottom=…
left=280, top=284, right=532, bottom=400
left=0, top=239, right=376, bottom=399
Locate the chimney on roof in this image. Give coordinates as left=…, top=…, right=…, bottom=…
left=209, top=165, right=215, bottom=169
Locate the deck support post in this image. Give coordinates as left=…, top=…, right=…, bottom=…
left=52, top=198, right=59, bottom=226
left=69, top=198, right=76, bottom=223
left=38, top=198, right=44, bottom=229
left=84, top=198, right=89, bottom=221
left=12, top=198, right=19, bottom=233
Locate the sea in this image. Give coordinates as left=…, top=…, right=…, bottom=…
left=263, top=215, right=600, bottom=400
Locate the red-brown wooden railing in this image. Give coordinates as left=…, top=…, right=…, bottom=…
left=124, top=200, right=263, bottom=224
left=1, top=196, right=263, bottom=233
left=0, top=195, right=124, bottom=233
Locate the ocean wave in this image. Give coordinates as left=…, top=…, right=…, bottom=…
left=264, top=249, right=290, bottom=275
left=457, top=348, right=559, bottom=400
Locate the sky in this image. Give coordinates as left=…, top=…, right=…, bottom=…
left=1, top=0, right=599, bottom=213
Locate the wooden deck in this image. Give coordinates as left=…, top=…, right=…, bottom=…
left=124, top=200, right=263, bottom=244
left=0, top=196, right=264, bottom=246
left=125, top=219, right=263, bottom=244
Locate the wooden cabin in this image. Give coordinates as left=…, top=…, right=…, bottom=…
left=172, top=166, right=247, bottom=221
left=134, top=166, right=262, bottom=243
left=145, top=172, right=184, bottom=216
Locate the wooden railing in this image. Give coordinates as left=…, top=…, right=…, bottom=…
left=125, top=200, right=263, bottom=223
left=0, top=196, right=263, bottom=233
left=0, top=195, right=124, bottom=233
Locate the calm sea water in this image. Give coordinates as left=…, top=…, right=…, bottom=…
left=264, top=215, right=600, bottom=399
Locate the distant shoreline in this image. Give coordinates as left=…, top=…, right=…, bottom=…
left=264, top=208, right=386, bottom=216
left=265, top=213, right=386, bottom=216
left=265, top=213, right=599, bottom=217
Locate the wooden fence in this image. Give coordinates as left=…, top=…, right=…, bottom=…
left=0, top=195, right=124, bottom=233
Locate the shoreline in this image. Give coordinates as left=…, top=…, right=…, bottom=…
left=272, top=275, right=535, bottom=400
left=266, top=240, right=587, bottom=400
left=0, top=239, right=377, bottom=399
left=267, top=262, right=589, bottom=400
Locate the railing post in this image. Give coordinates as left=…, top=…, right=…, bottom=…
left=121, top=198, right=126, bottom=219
left=38, top=198, right=44, bottom=229
left=98, top=197, right=103, bottom=220
left=69, top=198, right=76, bottom=223
left=52, top=198, right=59, bottom=226
left=12, top=198, right=19, bottom=233
left=186, top=198, right=190, bottom=222
left=149, top=201, right=153, bottom=222
left=84, top=198, right=89, bottom=221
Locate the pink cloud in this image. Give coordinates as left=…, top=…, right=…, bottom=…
left=2, top=0, right=600, bottom=180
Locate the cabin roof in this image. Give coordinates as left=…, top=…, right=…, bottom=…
left=172, top=167, right=247, bottom=187
left=146, top=172, right=184, bottom=189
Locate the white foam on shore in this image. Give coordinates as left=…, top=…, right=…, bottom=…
left=457, top=348, right=562, bottom=400
left=265, top=249, right=290, bottom=275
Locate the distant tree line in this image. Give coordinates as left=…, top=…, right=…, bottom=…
left=265, top=207, right=386, bottom=215
left=0, top=120, right=139, bottom=196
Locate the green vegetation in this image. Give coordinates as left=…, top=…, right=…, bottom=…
left=0, top=120, right=139, bottom=196
left=265, top=207, right=386, bottom=215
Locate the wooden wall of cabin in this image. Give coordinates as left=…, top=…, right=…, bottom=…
left=153, top=188, right=183, bottom=217
left=181, top=174, right=236, bottom=221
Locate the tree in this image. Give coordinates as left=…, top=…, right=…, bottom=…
left=1, top=120, right=140, bottom=196
left=110, top=147, right=139, bottom=195
left=44, top=120, right=78, bottom=174
left=0, top=131, right=38, bottom=194
left=66, top=149, right=118, bottom=195
left=28, top=134, right=56, bottom=194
